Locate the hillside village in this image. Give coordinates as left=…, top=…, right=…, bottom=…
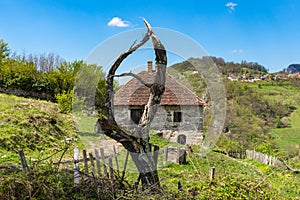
left=227, top=71, right=300, bottom=82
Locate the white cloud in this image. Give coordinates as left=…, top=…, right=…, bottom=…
left=107, top=17, right=130, bottom=27
left=232, top=49, right=243, bottom=53
left=225, top=2, right=238, bottom=13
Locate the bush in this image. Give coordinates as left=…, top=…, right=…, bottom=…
left=56, top=90, right=86, bottom=114
left=56, top=91, right=73, bottom=114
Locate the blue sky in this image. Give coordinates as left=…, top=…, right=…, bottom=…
left=1, top=0, right=300, bottom=72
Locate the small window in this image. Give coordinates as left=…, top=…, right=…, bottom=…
left=173, top=111, right=182, bottom=122
left=130, top=109, right=143, bottom=124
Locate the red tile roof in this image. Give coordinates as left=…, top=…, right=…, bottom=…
left=114, top=70, right=205, bottom=106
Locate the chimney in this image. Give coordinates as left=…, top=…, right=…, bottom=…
left=147, top=60, right=153, bottom=72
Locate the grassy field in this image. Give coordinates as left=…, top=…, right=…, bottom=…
left=269, top=107, right=300, bottom=152
left=1, top=90, right=300, bottom=199
left=0, top=93, right=83, bottom=164
left=247, top=81, right=300, bottom=155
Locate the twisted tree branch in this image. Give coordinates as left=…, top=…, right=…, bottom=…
left=114, top=72, right=152, bottom=88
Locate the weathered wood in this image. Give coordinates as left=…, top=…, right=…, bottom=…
left=246, top=149, right=283, bottom=167
left=82, top=150, right=88, bottom=174
left=100, top=148, right=108, bottom=178
left=163, top=146, right=168, bottom=165
left=153, top=145, right=160, bottom=168
left=97, top=19, right=166, bottom=191
left=121, top=151, right=129, bottom=182
left=113, top=145, right=119, bottom=174
left=283, top=161, right=300, bottom=173
left=210, top=167, right=215, bottom=181
left=53, top=151, right=119, bottom=165
left=89, top=152, right=95, bottom=177
left=18, top=149, right=29, bottom=171
left=108, top=157, right=114, bottom=182
left=94, top=149, right=102, bottom=178
left=74, top=147, right=80, bottom=184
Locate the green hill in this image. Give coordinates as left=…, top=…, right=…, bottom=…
left=169, top=59, right=300, bottom=160
left=0, top=93, right=80, bottom=164
left=0, top=88, right=300, bottom=199
left=1, top=56, right=300, bottom=198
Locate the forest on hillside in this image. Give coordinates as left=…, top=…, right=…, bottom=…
left=0, top=39, right=107, bottom=114
left=170, top=58, right=300, bottom=160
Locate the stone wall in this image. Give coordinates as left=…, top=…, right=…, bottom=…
left=114, top=105, right=203, bottom=145
left=0, top=86, right=55, bottom=101
left=114, top=105, right=203, bottom=131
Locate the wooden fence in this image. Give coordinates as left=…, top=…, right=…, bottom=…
left=17, top=145, right=161, bottom=185
left=227, top=149, right=285, bottom=168
left=245, top=150, right=285, bottom=168
left=73, top=146, right=121, bottom=184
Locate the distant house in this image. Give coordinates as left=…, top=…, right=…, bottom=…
left=114, top=61, right=205, bottom=144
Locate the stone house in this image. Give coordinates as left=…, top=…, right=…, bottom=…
left=113, top=61, right=205, bottom=145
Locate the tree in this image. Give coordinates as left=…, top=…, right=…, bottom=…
left=96, top=19, right=166, bottom=191
left=0, top=39, right=10, bottom=61
left=27, top=52, right=64, bottom=73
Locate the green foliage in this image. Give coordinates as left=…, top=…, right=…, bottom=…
left=56, top=90, right=73, bottom=114
left=0, top=39, right=10, bottom=61
left=0, top=40, right=107, bottom=109
left=210, top=56, right=268, bottom=75
left=0, top=93, right=80, bottom=164
left=0, top=163, right=124, bottom=200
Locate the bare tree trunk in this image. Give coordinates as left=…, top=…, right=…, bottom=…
left=97, top=19, right=166, bottom=192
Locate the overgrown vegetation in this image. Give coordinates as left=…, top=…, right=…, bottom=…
left=0, top=93, right=81, bottom=164
left=1, top=39, right=300, bottom=199
left=170, top=59, right=299, bottom=156
left=0, top=39, right=106, bottom=114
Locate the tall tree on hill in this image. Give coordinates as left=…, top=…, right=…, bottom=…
left=96, top=19, right=166, bottom=192
left=0, top=39, right=10, bottom=61
left=27, top=52, right=65, bottom=73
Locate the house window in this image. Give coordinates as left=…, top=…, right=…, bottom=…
left=173, top=111, right=182, bottom=122
left=130, top=109, right=143, bottom=124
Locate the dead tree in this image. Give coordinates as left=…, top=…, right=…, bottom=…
left=96, top=19, right=166, bottom=191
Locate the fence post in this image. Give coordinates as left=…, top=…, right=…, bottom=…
left=210, top=167, right=215, bottom=181
left=163, top=146, right=168, bottom=165
left=121, top=151, right=129, bottom=182
left=82, top=150, right=88, bottom=174
left=18, top=149, right=29, bottom=171
left=74, top=147, right=80, bottom=185
left=89, top=152, right=95, bottom=177
left=100, top=148, right=108, bottom=178
left=113, top=145, right=119, bottom=175
left=108, top=157, right=114, bottom=183
left=94, top=149, right=102, bottom=178
left=153, top=145, right=160, bottom=168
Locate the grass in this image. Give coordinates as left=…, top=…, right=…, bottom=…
left=247, top=81, right=300, bottom=106
left=1, top=90, right=300, bottom=199
left=269, top=107, right=300, bottom=150
left=0, top=93, right=83, bottom=165
left=247, top=81, right=300, bottom=164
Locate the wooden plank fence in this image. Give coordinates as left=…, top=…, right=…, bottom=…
left=70, top=145, right=160, bottom=185
left=245, top=150, right=285, bottom=168
left=72, top=146, right=122, bottom=184
left=227, top=149, right=285, bottom=168
left=12, top=145, right=161, bottom=186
